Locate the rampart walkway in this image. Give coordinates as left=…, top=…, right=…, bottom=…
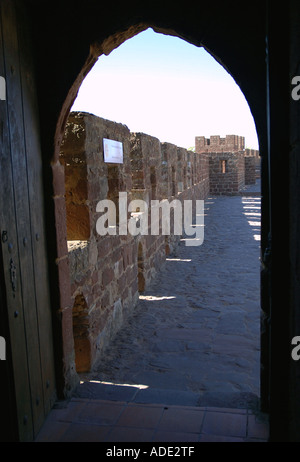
left=36, top=180, right=269, bottom=442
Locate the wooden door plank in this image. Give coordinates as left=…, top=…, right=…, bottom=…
left=16, top=3, right=57, bottom=419
left=0, top=4, right=33, bottom=442
left=1, top=0, right=44, bottom=439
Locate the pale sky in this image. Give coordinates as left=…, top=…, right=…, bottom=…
left=72, top=28, right=259, bottom=151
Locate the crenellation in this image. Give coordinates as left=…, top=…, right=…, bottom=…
left=195, top=134, right=247, bottom=153
left=196, top=134, right=259, bottom=195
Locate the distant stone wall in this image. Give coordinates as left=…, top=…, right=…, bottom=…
left=208, top=151, right=245, bottom=195
left=245, top=148, right=261, bottom=179
left=195, top=134, right=245, bottom=153
left=60, top=112, right=210, bottom=373
left=195, top=134, right=260, bottom=195
left=244, top=156, right=256, bottom=185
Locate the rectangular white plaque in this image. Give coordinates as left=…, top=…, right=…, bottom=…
left=103, top=138, right=123, bottom=164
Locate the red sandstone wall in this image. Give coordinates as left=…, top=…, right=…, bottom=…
left=130, top=132, right=166, bottom=291
left=60, top=112, right=210, bottom=373
left=209, top=151, right=245, bottom=195
left=196, top=135, right=260, bottom=195
left=60, top=113, right=138, bottom=372
left=244, top=156, right=256, bottom=185
left=245, top=149, right=261, bottom=180
left=195, top=134, right=246, bottom=153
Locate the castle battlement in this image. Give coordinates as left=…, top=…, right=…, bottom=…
left=195, top=134, right=246, bottom=153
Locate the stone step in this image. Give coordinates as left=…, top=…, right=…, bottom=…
left=73, top=380, right=260, bottom=411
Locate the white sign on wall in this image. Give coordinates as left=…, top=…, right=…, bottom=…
left=103, top=138, right=123, bottom=164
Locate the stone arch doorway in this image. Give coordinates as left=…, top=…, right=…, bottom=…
left=51, top=22, right=266, bottom=413
left=2, top=0, right=298, bottom=441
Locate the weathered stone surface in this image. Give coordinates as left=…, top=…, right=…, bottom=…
left=196, top=135, right=260, bottom=195
left=61, top=113, right=210, bottom=373
left=209, top=151, right=245, bottom=195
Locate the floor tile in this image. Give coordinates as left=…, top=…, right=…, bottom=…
left=35, top=420, right=71, bottom=442
left=202, top=411, right=247, bottom=438
left=58, top=422, right=112, bottom=442
left=115, top=404, right=164, bottom=428
left=76, top=401, right=125, bottom=425
left=157, top=407, right=205, bottom=434
left=152, top=430, right=199, bottom=442
left=247, top=414, right=269, bottom=440
left=50, top=400, right=87, bottom=423
left=105, top=426, right=154, bottom=442
left=199, top=433, right=245, bottom=442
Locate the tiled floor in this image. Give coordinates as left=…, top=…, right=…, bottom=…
left=35, top=398, right=269, bottom=442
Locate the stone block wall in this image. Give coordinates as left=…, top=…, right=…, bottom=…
left=209, top=151, right=245, bottom=195
left=129, top=132, right=166, bottom=292
left=244, top=156, right=256, bottom=185
left=60, top=113, right=138, bottom=372
left=195, top=134, right=245, bottom=153
left=61, top=112, right=133, bottom=241
left=60, top=112, right=210, bottom=373
left=245, top=148, right=261, bottom=179
left=161, top=142, right=178, bottom=198
left=195, top=134, right=260, bottom=195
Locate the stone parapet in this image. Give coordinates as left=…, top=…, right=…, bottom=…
left=60, top=112, right=210, bottom=372
left=195, top=134, right=246, bottom=153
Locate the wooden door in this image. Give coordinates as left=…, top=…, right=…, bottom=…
left=0, top=1, right=56, bottom=441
